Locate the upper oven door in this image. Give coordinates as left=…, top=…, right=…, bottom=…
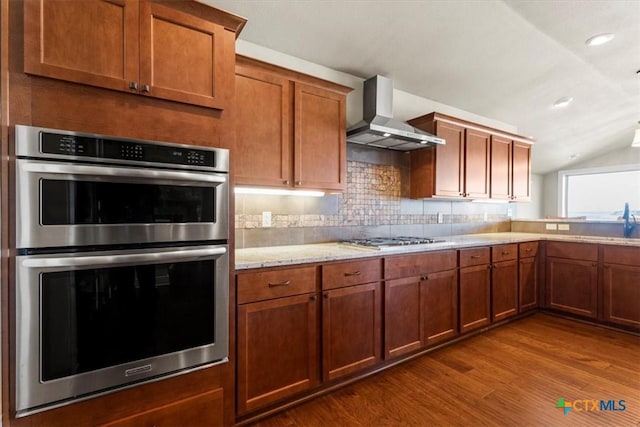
left=16, top=159, right=228, bottom=249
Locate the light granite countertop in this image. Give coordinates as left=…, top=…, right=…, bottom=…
left=235, top=232, right=640, bottom=270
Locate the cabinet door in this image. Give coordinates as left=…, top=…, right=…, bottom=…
left=384, top=277, right=422, bottom=359
left=490, top=135, right=512, bottom=200
left=491, top=260, right=518, bottom=322
left=294, top=82, right=346, bottom=191
left=323, top=283, right=381, bottom=381
left=235, top=67, right=291, bottom=187
left=422, top=269, right=458, bottom=346
left=433, top=121, right=465, bottom=197
left=459, top=264, right=491, bottom=334
left=602, top=263, right=640, bottom=329
left=237, top=294, right=319, bottom=414
left=519, top=256, right=538, bottom=312
left=100, top=389, right=223, bottom=427
left=24, top=0, right=139, bottom=92
left=464, top=129, right=490, bottom=199
left=512, top=141, right=531, bottom=201
left=139, top=1, right=234, bottom=109
left=546, top=257, right=598, bottom=318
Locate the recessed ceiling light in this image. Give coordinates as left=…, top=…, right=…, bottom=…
left=553, top=97, right=573, bottom=108
left=585, top=33, right=615, bottom=46
left=382, top=132, right=391, bottom=137
left=569, top=154, right=580, bottom=161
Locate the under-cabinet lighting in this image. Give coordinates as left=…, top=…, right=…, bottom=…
left=234, top=187, right=325, bottom=197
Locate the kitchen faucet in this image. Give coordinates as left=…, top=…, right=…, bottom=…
left=622, top=202, right=637, bottom=238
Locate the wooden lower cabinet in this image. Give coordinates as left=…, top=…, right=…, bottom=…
left=519, top=242, right=539, bottom=312
left=385, top=277, right=422, bottom=358
left=459, top=248, right=491, bottom=334
left=602, top=246, right=640, bottom=329
left=546, top=258, right=598, bottom=318
left=322, top=282, right=382, bottom=381
left=422, top=269, right=459, bottom=346
left=491, top=259, right=518, bottom=322
left=237, top=293, right=319, bottom=414
left=101, top=389, right=223, bottom=427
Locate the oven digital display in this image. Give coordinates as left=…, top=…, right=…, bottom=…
left=40, top=132, right=215, bottom=167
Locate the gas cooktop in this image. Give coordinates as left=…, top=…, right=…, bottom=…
left=339, top=236, right=449, bottom=251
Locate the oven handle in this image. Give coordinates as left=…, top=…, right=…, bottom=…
left=22, top=161, right=226, bottom=184
left=21, top=246, right=227, bottom=268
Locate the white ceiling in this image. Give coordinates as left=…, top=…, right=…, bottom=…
left=211, top=0, right=640, bottom=175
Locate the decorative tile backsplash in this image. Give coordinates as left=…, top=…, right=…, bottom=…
left=235, top=158, right=511, bottom=248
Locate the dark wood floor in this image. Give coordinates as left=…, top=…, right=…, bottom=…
left=249, top=313, right=640, bottom=426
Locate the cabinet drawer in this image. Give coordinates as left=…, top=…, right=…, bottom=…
left=546, top=242, right=597, bottom=261
left=459, top=247, right=490, bottom=267
left=238, top=266, right=317, bottom=304
left=384, top=250, right=457, bottom=279
left=322, top=258, right=382, bottom=290
left=519, top=241, right=539, bottom=258
left=603, top=245, right=640, bottom=267
left=492, top=244, right=518, bottom=262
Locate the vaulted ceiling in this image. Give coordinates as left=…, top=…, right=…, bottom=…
left=212, top=0, right=640, bottom=174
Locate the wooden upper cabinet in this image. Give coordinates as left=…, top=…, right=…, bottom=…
left=24, top=0, right=244, bottom=110
left=512, top=141, right=532, bottom=201
left=490, top=135, right=512, bottom=200
left=235, top=64, right=291, bottom=186
left=294, top=82, right=347, bottom=191
left=24, top=0, right=139, bottom=91
left=138, top=1, right=235, bottom=109
left=409, top=120, right=464, bottom=198
left=408, top=112, right=532, bottom=201
left=464, top=128, right=490, bottom=199
left=235, top=56, right=351, bottom=191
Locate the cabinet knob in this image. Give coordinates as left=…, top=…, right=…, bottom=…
left=141, top=84, right=150, bottom=93
left=324, top=293, right=329, bottom=299
left=295, top=180, right=302, bottom=186
left=128, top=81, right=138, bottom=91
left=501, top=251, right=510, bottom=256
left=421, top=275, right=428, bottom=281
left=283, top=180, right=290, bottom=185
left=310, top=295, right=317, bottom=301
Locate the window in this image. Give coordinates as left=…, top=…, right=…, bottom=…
left=559, top=165, right=640, bottom=220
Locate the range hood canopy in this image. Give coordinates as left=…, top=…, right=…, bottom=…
left=346, top=75, right=445, bottom=151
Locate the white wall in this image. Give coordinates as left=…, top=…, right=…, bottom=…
left=512, top=173, right=543, bottom=219
left=236, top=40, right=518, bottom=134
left=542, top=145, right=640, bottom=217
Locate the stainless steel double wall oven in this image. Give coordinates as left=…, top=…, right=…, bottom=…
left=14, top=125, right=230, bottom=416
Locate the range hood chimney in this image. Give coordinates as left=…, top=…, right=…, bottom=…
left=346, top=75, right=445, bottom=150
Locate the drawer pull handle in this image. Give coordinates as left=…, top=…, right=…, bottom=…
left=421, top=275, right=429, bottom=281
left=501, top=251, right=510, bottom=255
left=344, top=271, right=361, bottom=277
left=525, top=248, right=533, bottom=252
left=470, top=255, right=481, bottom=259
left=268, top=280, right=291, bottom=287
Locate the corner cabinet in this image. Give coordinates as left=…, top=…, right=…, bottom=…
left=235, top=56, right=351, bottom=191
left=24, top=0, right=245, bottom=110
left=545, top=242, right=598, bottom=319
left=408, top=112, right=532, bottom=201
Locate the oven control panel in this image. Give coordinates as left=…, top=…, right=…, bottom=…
left=39, top=132, right=215, bottom=168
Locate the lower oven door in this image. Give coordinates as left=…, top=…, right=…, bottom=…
left=15, top=244, right=229, bottom=416
left=16, top=158, right=228, bottom=249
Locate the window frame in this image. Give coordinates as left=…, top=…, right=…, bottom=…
left=557, top=164, right=640, bottom=219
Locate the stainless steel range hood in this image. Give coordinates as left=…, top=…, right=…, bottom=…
left=346, top=75, right=445, bottom=151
